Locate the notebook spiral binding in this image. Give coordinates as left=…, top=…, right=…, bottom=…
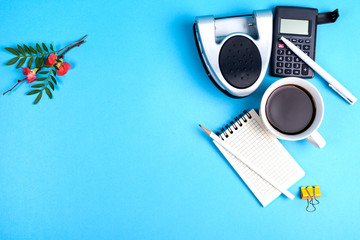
left=215, top=110, right=252, bottom=140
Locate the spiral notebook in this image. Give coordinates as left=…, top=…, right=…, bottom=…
left=213, top=109, right=305, bottom=207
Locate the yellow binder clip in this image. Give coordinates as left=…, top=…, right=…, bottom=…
left=301, top=186, right=321, bottom=212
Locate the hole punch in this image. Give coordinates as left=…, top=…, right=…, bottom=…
left=194, top=10, right=273, bottom=98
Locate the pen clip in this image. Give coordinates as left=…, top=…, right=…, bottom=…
left=329, top=84, right=354, bottom=104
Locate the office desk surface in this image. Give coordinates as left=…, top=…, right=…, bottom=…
left=1, top=0, right=359, bottom=239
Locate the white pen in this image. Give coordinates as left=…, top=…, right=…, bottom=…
left=281, top=36, right=357, bottom=105
left=199, top=124, right=295, bottom=200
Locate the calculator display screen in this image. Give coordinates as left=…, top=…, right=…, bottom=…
left=280, top=19, right=309, bottom=35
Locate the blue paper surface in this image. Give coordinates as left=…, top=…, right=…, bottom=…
left=0, top=0, right=359, bottom=239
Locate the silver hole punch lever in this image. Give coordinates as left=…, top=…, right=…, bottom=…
left=193, top=10, right=273, bottom=98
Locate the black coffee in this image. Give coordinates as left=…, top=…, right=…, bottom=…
left=265, top=85, right=315, bottom=135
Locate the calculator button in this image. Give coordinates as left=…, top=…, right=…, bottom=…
left=285, top=56, right=292, bottom=62
left=295, top=44, right=301, bottom=49
left=277, top=49, right=284, bottom=55
left=294, top=57, right=300, bottom=62
left=293, top=70, right=300, bottom=75
left=276, top=62, right=284, bottom=67
left=291, top=39, right=297, bottom=42
left=286, top=50, right=292, bottom=55
left=277, top=56, right=284, bottom=61
left=278, top=43, right=285, bottom=48
left=276, top=68, right=283, bottom=74
left=298, top=39, right=304, bottom=43
left=305, top=39, right=310, bottom=43
left=303, top=45, right=310, bottom=50
left=302, top=65, right=309, bottom=75
left=294, top=63, right=300, bottom=69
left=285, top=63, right=292, bottom=68
left=285, top=69, right=291, bottom=74
left=304, top=51, right=310, bottom=56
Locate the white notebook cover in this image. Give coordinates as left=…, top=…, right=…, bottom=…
left=213, top=109, right=305, bottom=207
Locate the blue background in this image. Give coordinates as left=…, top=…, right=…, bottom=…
left=1, top=0, right=359, bottom=239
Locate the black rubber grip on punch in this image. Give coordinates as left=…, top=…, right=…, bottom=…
left=219, top=36, right=262, bottom=89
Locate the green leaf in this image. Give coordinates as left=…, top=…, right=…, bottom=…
left=5, top=56, right=19, bottom=65
left=23, top=45, right=31, bottom=55
left=5, top=47, right=19, bottom=56
left=45, top=87, right=52, bottom=99
left=40, top=56, right=45, bottom=65
left=38, top=71, right=49, bottom=75
left=36, top=43, right=43, bottom=53
left=43, top=65, right=51, bottom=68
left=35, top=57, right=41, bottom=68
left=42, top=43, right=49, bottom=52
left=52, top=69, right=57, bottom=76
left=16, top=57, right=26, bottom=68
left=54, top=65, right=60, bottom=70
left=27, top=57, right=34, bottom=68
left=50, top=44, right=54, bottom=51
left=31, top=84, right=44, bottom=88
left=34, top=92, right=42, bottom=104
left=51, top=76, right=57, bottom=85
left=35, top=77, right=47, bottom=81
left=17, top=44, right=25, bottom=55
left=29, top=46, right=37, bottom=54
left=49, top=81, right=54, bottom=90
left=27, top=90, right=41, bottom=95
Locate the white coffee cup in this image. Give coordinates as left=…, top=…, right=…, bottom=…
left=260, top=77, right=326, bottom=148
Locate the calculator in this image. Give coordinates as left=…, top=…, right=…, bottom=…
left=270, top=7, right=318, bottom=78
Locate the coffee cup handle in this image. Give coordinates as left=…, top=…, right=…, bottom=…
left=306, top=131, right=326, bottom=149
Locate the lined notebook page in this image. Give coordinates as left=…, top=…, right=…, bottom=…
left=214, top=109, right=305, bottom=207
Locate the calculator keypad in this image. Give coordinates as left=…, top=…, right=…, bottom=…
left=272, top=37, right=314, bottom=78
